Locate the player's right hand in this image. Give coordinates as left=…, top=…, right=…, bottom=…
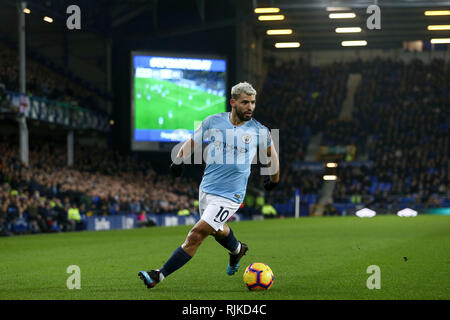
left=170, top=160, right=184, bottom=177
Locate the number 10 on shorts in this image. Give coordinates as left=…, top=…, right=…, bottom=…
left=214, top=206, right=230, bottom=223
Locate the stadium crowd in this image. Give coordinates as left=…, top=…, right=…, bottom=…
left=252, top=57, right=349, bottom=204
left=0, top=137, right=199, bottom=235
left=331, top=58, right=449, bottom=212
left=254, top=56, right=448, bottom=215
left=1, top=53, right=448, bottom=235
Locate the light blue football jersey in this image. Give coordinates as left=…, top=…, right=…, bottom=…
left=193, top=112, right=272, bottom=204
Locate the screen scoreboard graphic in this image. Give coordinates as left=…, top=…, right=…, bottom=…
left=131, top=52, right=227, bottom=150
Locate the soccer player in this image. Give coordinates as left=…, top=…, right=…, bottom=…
left=138, top=82, right=280, bottom=288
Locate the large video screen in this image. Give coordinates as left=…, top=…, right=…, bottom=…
left=131, top=52, right=227, bottom=150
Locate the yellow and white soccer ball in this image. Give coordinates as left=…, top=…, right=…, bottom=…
left=243, top=262, right=274, bottom=291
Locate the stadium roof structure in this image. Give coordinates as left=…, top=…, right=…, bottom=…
left=1, top=0, right=449, bottom=103
left=253, top=0, right=450, bottom=49
left=0, top=0, right=239, bottom=98
left=2, top=0, right=449, bottom=51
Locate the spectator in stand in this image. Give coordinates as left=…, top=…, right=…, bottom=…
left=26, top=197, right=47, bottom=233
left=3, top=192, right=20, bottom=233
left=68, top=203, right=81, bottom=231
left=323, top=201, right=338, bottom=216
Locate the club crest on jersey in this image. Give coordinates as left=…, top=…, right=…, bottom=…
left=241, top=134, right=251, bottom=144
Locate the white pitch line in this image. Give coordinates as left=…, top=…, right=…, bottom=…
left=162, top=95, right=225, bottom=111
left=164, top=96, right=197, bottom=109
left=191, top=99, right=226, bottom=111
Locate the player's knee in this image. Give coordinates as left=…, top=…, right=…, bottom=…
left=213, top=224, right=229, bottom=240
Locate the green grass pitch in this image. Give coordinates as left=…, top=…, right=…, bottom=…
left=0, top=215, right=448, bottom=300
left=134, top=77, right=226, bottom=130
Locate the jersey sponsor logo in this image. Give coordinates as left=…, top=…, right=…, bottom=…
left=212, top=140, right=248, bottom=154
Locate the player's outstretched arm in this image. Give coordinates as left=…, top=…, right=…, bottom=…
left=170, top=139, right=195, bottom=177
left=176, top=138, right=195, bottom=160
left=264, top=143, right=280, bottom=191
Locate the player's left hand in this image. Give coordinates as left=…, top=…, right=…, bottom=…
left=264, top=178, right=278, bottom=191
left=170, top=161, right=184, bottom=177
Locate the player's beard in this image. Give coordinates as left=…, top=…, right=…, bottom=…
left=236, top=108, right=252, bottom=122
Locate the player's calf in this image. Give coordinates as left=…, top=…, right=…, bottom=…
left=182, top=220, right=213, bottom=256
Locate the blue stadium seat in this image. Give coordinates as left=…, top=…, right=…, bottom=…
left=13, top=218, right=28, bottom=233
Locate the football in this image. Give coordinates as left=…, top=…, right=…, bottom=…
left=243, top=262, right=274, bottom=291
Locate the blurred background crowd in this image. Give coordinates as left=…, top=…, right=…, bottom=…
left=332, top=58, right=448, bottom=213
left=1, top=44, right=448, bottom=235
left=0, top=136, right=199, bottom=235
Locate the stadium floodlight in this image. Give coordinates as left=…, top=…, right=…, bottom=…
left=258, top=15, right=285, bottom=21
left=424, top=10, right=450, bottom=16
left=266, top=29, right=293, bottom=35
left=335, top=27, right=362, bottom=33
left=326, top=162, right=338, bottom=168
left=397, top=208, right=418, bottom=217
left=23, top=8, right=31, bottom=14
left=326, top=7, right=351, bottom=11
left=427, top=25, right=450, bottom=31
left=43, top=16, right=53, bottom=23
left=355, top=208, right=376, bottom=218
left=341, top=40, right=367, bottom=46
left=431, top=38, right=450, bottom=44
left=329, top=13, right=356, bottom=19
left=274, top=42, right=300, bottom=48
left=254, top=8, right=280, bottom=14
left=323, top=175, right=337, bottom=180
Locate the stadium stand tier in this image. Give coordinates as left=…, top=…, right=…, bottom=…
left=1, top=56, right=448, bottom=235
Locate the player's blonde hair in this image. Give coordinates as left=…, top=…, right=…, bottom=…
left=231, top=82, right=257, bottom=100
